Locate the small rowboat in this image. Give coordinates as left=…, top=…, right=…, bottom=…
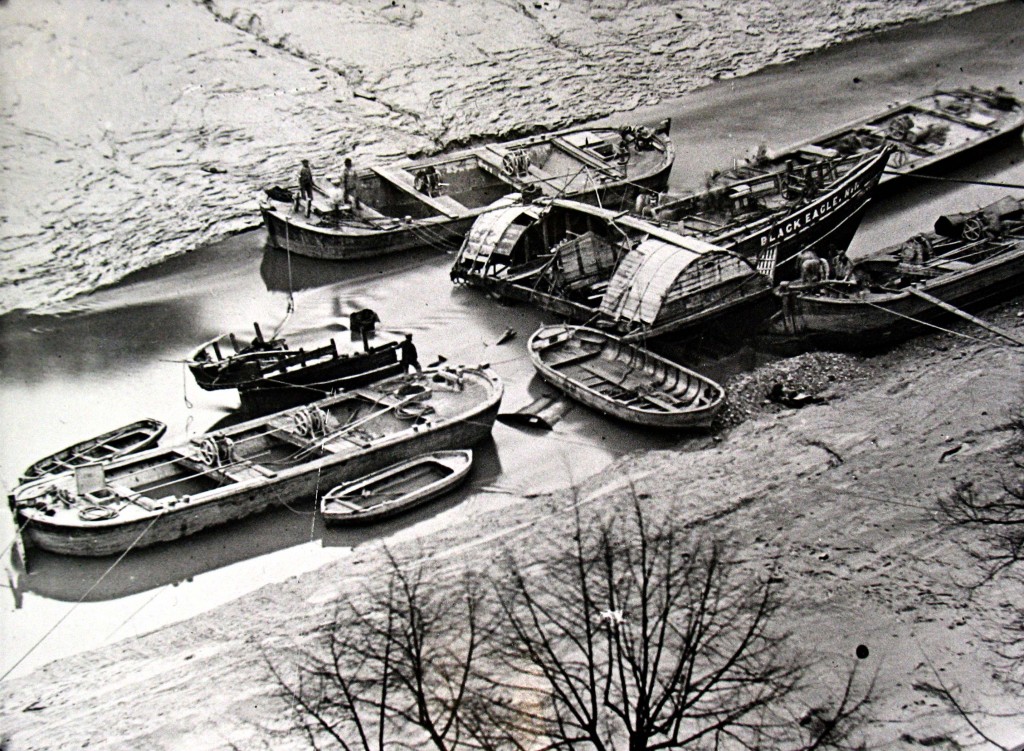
left=320, top=450, right=473, bottom=525
left=527, top=325, right=725, bottom=429
left=20, top=419, right=166, bottom=483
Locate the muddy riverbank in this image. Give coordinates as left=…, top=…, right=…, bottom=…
left=0, top=0, right=1003, bottom=315
left=2, top=1, right=1024, bottom=748
left=2, top=297, right=1022, bottom=749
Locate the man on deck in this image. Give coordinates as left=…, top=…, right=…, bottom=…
left=343, top=157, right=361, bottom=215
left=295, top=159, right=315, bottom=217
left=400, top=333, right=422, bottom=374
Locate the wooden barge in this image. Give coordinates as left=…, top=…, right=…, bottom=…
left=10, top=366, right=502, bottom=557
left=260, top=121, right=674, bottom=260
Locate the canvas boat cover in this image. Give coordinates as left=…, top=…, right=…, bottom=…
left=459, top=201, right=542, bottom=267
left=600, top=238, right=727, bottom=325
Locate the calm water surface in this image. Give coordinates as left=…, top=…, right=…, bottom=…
left=2, top=2, right=1022, bottom=679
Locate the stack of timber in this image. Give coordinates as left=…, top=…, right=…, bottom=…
left=768, top=196, right=1024, bottom=347
left=260, top=121, right=674, bottom=260
left=187, top=323, right=405, bottom=415
left=10, top=366, right=502, bottom=556
left=320, top=450, right=473, bottom=525
left=527, top=325, right=725, bottom=428
left=451, top=147, right=890, bottom=341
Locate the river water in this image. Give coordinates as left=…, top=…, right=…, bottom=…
left=2, top=2, right=1023, bottom=680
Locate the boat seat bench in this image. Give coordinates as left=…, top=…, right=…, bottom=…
left=369, top=165, right=470, bottom=218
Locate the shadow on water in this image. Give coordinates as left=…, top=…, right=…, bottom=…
left=259, top=242, right=446, bottom=294
left=11, top=436, right=502, bottom=603
left=0, top=300, right=223, bottom=381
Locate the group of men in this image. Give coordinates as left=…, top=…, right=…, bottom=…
left=293, top=158, right=361, bottom=218
left=797, top=246, right=854, bottom=286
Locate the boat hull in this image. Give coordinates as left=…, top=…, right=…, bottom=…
left=771, top=246, right=1024, bottom=347
left=528, top=325, right=724, bottom=429
left=321, top=450, right=473, bottom=525
left=261, top=122, right=674, bottom=261
left=15, top=369, right=502, bottom=557
left=19, top=419, right=166, bottom=483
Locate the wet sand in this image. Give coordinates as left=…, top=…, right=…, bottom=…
left=1, top=1, right=1024, bottom=748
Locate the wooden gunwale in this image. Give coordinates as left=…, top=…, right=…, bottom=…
left=320, top=450, right=473, bottom=524
left=527, top=325, right=724, bottom=429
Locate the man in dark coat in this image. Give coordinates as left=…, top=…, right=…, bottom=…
left=295, top=159, right=314, bottom=217
left=400, top=333, right=421, bottom=373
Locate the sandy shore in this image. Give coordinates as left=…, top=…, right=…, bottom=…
left=0, top=0, right=999, bottom=315
left=1, top=300, right=1022, bottom=749
left=2, top=1, right=1024, bottom=749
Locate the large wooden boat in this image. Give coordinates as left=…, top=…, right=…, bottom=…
left=20, top=419, right=166, bottom=483
left=10, top=366, right=502, bottom=557
left=260, top=121, right=674, bottom=260
left=767, top=196, right=1024, bottom=347
left=729, top=87, right=1023, bottom=190
left=527, top=325, right=725, bottom=428
left=187, top=323, right=405, bottom=414
left=320, top=450, right=473, bottom=525
left=452, top=147, right=889, bottom=340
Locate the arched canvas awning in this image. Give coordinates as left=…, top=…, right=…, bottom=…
left=458, top=202, right=541, bottom=267
left=600, top=238, right=755, bottom=325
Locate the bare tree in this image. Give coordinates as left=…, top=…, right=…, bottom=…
left=269, top=549, right=498, bottom=751
left=486, top=495, right=870, bottom=750
left=939, top=413, right=1024, bottom=671
left=933, top=412, right=1024, bottom=746
left=271, top=494, right=872, bottom=750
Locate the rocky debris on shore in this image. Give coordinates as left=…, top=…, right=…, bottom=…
left=715, top=350, right=872, bottom=429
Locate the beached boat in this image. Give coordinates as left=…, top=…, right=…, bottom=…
left=187, top=323, right=406, bottom=414
left=19, top=419, right=166, bottom=484
left=452, top=147, right=890, bottom=340
left=768, top=196, right=1024, bottom=347
left=723, top=86, right=1023, bottom=190
left=320, top=450, right=473, bottom=525
left=527, top=325, right=725, bottom=428
left=260, top=121, right=674, bottom=260
left=10, top=366, right=502, bottom=557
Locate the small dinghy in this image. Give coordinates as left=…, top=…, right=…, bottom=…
left=527, top=325, right=725, bottom=429
left=20, top=419, right=166, bottom=482
left=320, top=450, right=473, bottom=525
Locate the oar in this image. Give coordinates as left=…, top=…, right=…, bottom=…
left=904, top=286, right=1024, bottom=346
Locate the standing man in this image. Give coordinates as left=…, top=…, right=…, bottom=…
left=343, top=157, right=361, bottom=215
left=295, top=159, right=315, bottom=217
left=400, top=333, right=422, bottom=374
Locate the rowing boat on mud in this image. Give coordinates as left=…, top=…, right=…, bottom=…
left=20, top=419, right=166, bottom=484
left=187, top=323, right=406, bottom=415
left=452, top=147, right=889, bottom=340
left=260, top=121, right=674, bottom=260
left=736, top=86, right=1023, bottom=190
left=527, top=325, right=725, bottom=428
left=320, top=450, right=473, bottom=525
left=10, top=366, right=502, bottom=557
left=767, top=196, right=1024, bottom=347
